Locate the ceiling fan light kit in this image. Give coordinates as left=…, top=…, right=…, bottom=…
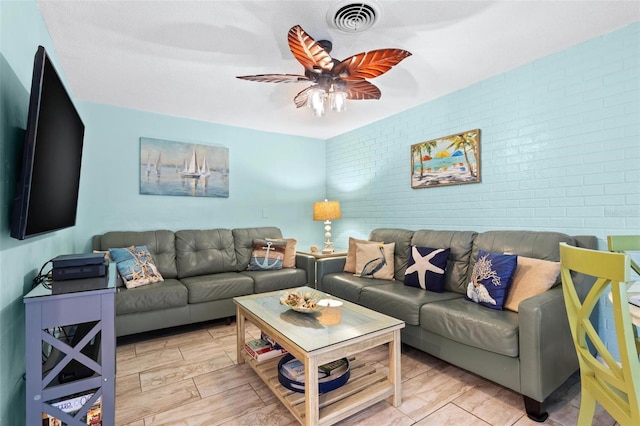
left=236, top=22, right=411, bottom=117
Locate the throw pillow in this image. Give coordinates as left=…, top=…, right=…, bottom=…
left=247, top=239, right=286, bottom=271
left=466, top=250, right=518, bottom=310
left=404, top=246, right=450, bottom=292
left=344, top=237, right=382, bottom=273
left=266, top=237, right=297, bottom=268
left=503, top=256, right=560, bottom=312
left=109, top=245, right=164, bottom=289
left=354, top=242, right=395, bottom=280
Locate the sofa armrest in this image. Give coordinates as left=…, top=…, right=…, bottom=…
left=295, top=253, right=315, bottom=286
left=518, top=286, right=576, bottom=402
left=316, top=257, right=347, bottom=288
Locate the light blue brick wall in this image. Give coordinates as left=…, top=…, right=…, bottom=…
left=327, top=22, right=640, bottom=248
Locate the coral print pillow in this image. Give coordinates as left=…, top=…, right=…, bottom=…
left=109, top=245, right=164, bottom=289
left=466, top=250, right=518, bottom=310
left=404, top=246, right=450, bottom=292
left=248, top=239, right=286, bottom=271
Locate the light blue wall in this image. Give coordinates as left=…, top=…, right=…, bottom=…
left=325, top=22, right=640, bottom=360
left=0, top=1, right=325, bottom=423
left=73, top=102, right=325, bottom=251
left=326, top=22, right=640, bottom=248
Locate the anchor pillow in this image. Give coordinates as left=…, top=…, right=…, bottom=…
left=248, top=239, right=287, bottom=271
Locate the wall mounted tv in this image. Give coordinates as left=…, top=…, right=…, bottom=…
left=10, top=46, right=85, bottom=240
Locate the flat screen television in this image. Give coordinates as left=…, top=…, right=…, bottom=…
left=10, top=46, right=85, bottom=240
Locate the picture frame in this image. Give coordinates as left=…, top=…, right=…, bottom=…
left=411, top=129, right=480, bottom=189
left=140, top=137, right=229, bottom=198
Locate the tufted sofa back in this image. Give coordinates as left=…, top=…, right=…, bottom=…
left=94, top=230, right=177, bottom=278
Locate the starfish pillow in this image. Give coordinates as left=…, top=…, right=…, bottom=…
left=404, top=246, right=450, bottom=292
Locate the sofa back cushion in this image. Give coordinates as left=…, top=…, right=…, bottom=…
left=411, top=230, right=477, bottom=294
left=93, top=230, right=178, bottom=279
left=233, top=227, right=283, bottom=271
left=175, top=229, right=237, bottom=278
left=471, top=230, right=576, bottom=287
left=369, top=228, right=415, bottom=281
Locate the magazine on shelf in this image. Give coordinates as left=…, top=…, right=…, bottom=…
left=44, top=393, right=102, bottom=425
left=260, top=331, right=284, bottom=350
left=244, top=339, right=287, bottom=362
left=281, top=357, right=348, bottom=382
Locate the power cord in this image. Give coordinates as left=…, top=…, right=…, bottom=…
left=32, top=259, right=53, bottom=289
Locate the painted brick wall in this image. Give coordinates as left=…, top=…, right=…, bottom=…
left=326, top=22, right=639, bottom=249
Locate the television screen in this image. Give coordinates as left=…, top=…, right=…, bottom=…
left=10, top=46, right=85, bottom=240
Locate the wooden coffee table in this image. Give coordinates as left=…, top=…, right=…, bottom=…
left=234, top=287, right=405, bottom=426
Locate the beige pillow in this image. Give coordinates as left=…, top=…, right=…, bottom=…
left=266, top=237, right=297, bottom=268
left=355, top=242, right=395, bottom=280
left=503, top=256, right=560, bottom=312
left=344, top=237, right=382, bottom=273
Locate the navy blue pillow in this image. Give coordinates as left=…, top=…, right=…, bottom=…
left=404, top=246, right=450, bottom=292
left=466, top=250, right=518, bottom=310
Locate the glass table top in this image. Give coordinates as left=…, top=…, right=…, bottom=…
left=234, top=286, right=404, bottom=353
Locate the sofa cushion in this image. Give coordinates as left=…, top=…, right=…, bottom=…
left=355, top=242, right=395, bottom=280
left=411, top=230, right=477, bottom=294
left=404, top=246, right=450, bottom=292
left=503, top=256, right=560, bottom=312
left=115, top=278, right=187, bottom=315
left=96, top=230, right=177, bottom=279
left=420, top=297, right=520, bottom=357
left=240, top=269, right=307, bottom=293
left=233, top=227, right=283, bottom=271
left=247, top=239, right=286, bottom=270
left=318, top=273, right=388, bottom=303
left=465, top=250, right=517, bottom=310
left=175, top=229, right=237, bottom=278
left=109, top=245, right=164, bottom=289
left=180, top=272, right=254, bottom=304
left=344, top=237, right=382, bottom=273
left=359, top=283, right=463, bottom=326
left=369, top=228, right=415, bottom=281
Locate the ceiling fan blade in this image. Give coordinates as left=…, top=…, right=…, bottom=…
left=345, top=80, right=381, bottom=100
left=288, top=25, right=333, bottom=74
left=334, top=49, right=412, bottom=81
left=236, top=74, right=311, bottom=83
left=293, top=87, right=312, bottom=108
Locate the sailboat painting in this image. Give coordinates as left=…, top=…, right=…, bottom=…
left=140, top=137, right=229, bottom=198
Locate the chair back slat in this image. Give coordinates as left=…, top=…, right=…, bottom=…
left=559, top=243, right=640, bottom=426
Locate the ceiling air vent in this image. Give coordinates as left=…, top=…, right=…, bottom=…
left=327, top=1, right=382, bottom=33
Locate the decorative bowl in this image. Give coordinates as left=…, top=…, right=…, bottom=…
left=280, top=289, right=323, bottom=313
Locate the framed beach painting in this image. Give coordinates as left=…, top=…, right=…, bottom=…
left=140, top=137, right=229, bottom=198
left=411, top=129, right=480, bottom=189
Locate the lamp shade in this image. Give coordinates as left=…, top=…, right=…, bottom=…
left=313, top=200, right=341, bottom=221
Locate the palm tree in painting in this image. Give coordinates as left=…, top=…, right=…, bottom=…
left=446, top=131, right=478, bottom=178
left=412, top=141, right=439, bottom=179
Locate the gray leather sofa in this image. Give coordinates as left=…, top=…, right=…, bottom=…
left=316, top=228, right=597, bottom=422
left=93, top=226, right=314, bottom=337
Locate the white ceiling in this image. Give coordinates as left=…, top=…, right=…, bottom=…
left=38, top=0, right=639, bottom=139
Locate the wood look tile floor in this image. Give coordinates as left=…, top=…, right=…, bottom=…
left=115, top=319, right=617, bottom=426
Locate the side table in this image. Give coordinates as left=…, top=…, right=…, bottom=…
left=24, top=266, right=116, bottom=425
left=296, top=251, right=347, bottom=288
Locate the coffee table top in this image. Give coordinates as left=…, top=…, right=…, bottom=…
left=234, top=286, right=404, bottom=353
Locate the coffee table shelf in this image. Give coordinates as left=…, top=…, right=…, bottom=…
left=235, top=287, right=404, bottom=426
left=242, top=351, right=393, bottom=425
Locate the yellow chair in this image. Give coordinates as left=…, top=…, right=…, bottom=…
left=559, top=242, right=640, bottom=426
left=607, top=235, right=640, bottom=276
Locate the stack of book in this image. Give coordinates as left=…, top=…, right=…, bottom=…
left=243, top=332, right=287, bottom=362
left=280, top=357, right=349, bottom=383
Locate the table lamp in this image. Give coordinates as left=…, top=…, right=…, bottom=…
left=313, top=199, right=341, bottom=254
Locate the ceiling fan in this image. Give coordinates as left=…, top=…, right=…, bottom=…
left=236, top=25, right=412, bottom=116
